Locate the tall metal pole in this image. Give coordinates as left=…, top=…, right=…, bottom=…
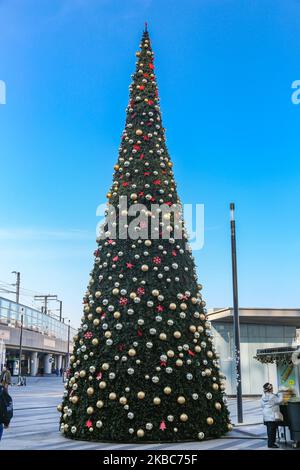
left=12, top=271, right=23, bottom=382
left=59, top=300, right=63, bottom=322
left=230, top=203, right=243, bottom=423
left=18, top=307, right=24, bottom=383
left=67, top=320, right=70, bottom=369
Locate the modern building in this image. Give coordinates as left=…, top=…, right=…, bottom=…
left=0, top=296, right=77, bottom=376
left=208, top=308, right=300, bottom=395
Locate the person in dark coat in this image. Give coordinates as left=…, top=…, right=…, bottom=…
left=0, top=384, right=13, bottom=441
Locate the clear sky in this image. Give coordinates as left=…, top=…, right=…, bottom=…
left=0, top=0, right=299, bottom=326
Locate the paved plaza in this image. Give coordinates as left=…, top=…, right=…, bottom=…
left=0, top=377, right=296, bottom=450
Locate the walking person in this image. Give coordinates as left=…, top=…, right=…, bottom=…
left=0, top=384, right=13, bottom=441
left=261, top=382, right=283, bottom=448
left=0, top=366, right=12, bottom=389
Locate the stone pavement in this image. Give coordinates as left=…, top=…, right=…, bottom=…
left=0, top=377, right=296, bottom=450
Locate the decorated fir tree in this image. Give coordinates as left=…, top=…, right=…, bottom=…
left=58, top=26, right=231, bottom=442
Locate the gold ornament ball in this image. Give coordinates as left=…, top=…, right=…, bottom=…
left=153, top=397, right=161, bottom=405
left=96, top=400, right=104, bottom=408
left=114, top=164, right=120, bottom=171
left=180, top=303, right=187, bottom=310
left=145, top=240, right=152, bottom=246
left=128, top=348, right=136, bottom=357
left=93, top=318, right=100, bottom=326
left=169, top=303, right=177, bottom=310
left=104, top=331, right=111, bottom=338
left=119, top=396, right=127, bottom=405
left=137, top=391, right=145, bottom=399
left=167, top=350, right=175, bottom=358
left=176, top=359, right=183, bottom=367
left=106, top=192, right=112, bottom=199
left=197, top=326, right=204, bottom=333
left=207, top=351, right=213, bottom=358
left=109, top=392, right=117, bottom=400
left=87, top=387, right=94, bottom=396
left=215, top=402, right=222, bottom=410
left=99, top=381, right=107, bottom=389
left=180, top=414, right=188, bottom=422
left=220, top=384, right=226, bottom=391
left=79, top=370, right=86, bottom=378
left=102, top=363, right=109, bottom=370
left=70, top=355, right=75, bottom=363
left=137, top=429, right=145, bottom=438
left=164, top=386, right=172, bottom=395
left=212, top=383, right=219, bottom=391
left=87, top=407, right=94, bottom=415
left=114, top=311, right=121, bottom=319
left=112, top=288, right=119, bottom=295
left=95, top=291, right=101, bottom=298
left=57, top=404, right=63, bottom=412
left=227, top=423, right=233, bottom=431
left=96, top=306, right=102, bottom=313
left=71, top=395, right=79, bottom=404
left=141, top=264, right=149, bottom=272
left=87, top=313, right=93, bottom=320
left=92, top=338, right=99, bottom=346
left=191, top=297, right=197, bottom=304
left=189, top=325, right=196, bottom=333
left=135, top=129, right=143, bottom=136
left=206, top=417, right=214, bottom=425
left=130, top=292, right=137, bottom=299
left=195, top=346, right=201, bottom=353
left=130, top=193, right=138, bottom=200
left=64, top=424, right=69, bottom=432
left=152, top=289, right=159, bottom=296
left=174, top=331, right=181, bottom=339
left=159, top=333, right=167, bottom=341
left=205, top=368, right=212, bottom=376
left=177, top=396, right=186, bottom=404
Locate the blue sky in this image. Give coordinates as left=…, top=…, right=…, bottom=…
left=0, top=0, right=299, bottom=326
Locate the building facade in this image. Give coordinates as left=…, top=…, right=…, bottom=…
left=208, top=308, right=300, bottom=395
left=0, top=296, right=77, bottom=376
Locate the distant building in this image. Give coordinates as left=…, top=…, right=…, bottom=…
left=208, top=308, right=300, bottom=395
left=0, top=296, right=77, bottom=376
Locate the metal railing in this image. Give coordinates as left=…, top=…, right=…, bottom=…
left=0, top=296, right=77, bottom=342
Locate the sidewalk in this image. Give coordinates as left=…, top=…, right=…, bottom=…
left=0, top=377, right=295, bottom=450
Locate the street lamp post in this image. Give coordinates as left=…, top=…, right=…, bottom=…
left=18, top=307, right=24, bottom=384
left=67, top=319, right=70, bottom=369
left=12, top=271, right=23, bottom=383
left=230, top=203, right=243, bottom=423
left=58, top=300, right=63, bottom=322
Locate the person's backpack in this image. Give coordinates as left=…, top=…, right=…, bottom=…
left=0, top=386, right=13, bottom=425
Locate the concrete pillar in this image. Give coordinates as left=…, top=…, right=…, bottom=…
left=44, top=354, right=52, bottom=374
left=30, top=352, right=38, bottom=376
left=57, top=355, right=62, bottom=371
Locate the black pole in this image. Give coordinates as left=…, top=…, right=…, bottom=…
left=18, top=306, right=24, bottom=384
left=59, top=300, right=63, bottom=322
left=67, top=320, right=70, bottom=369
left=230, top=203, right=243, bottom=423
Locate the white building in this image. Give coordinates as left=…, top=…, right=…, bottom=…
left=208, top=308, right=300, bottom=395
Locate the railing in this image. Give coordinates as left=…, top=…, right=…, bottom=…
left=0, top=297, right=77, bottom=342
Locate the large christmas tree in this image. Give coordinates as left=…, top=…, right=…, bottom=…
left=58, top=26, right=231, bottom=442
